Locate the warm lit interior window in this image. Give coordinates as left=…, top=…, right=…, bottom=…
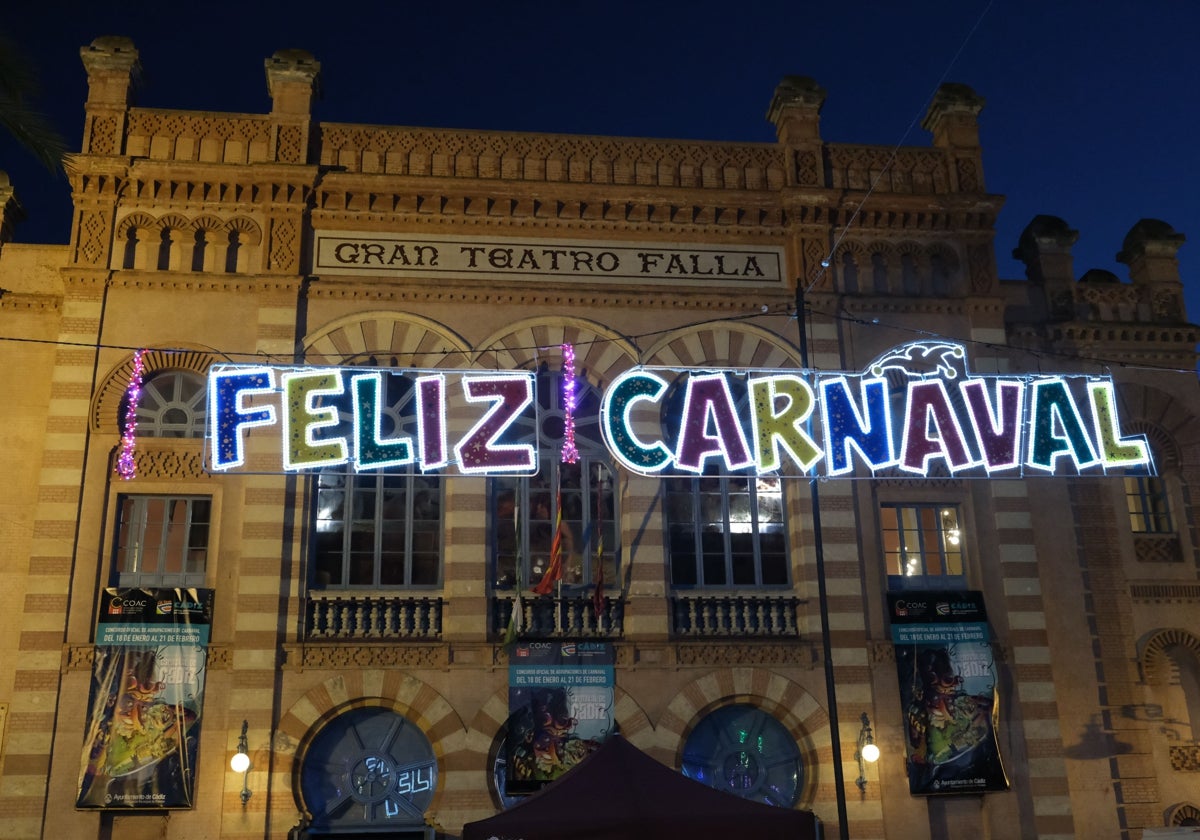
left=881, top=503, right=964, bottom=590
left=1125, top=475, right=1173, bottom=534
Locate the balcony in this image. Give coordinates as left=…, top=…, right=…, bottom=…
left=492, top=594, right=623, bottom=639
left=670, top=594, right=802, bottom=637
left=305, top=594, right=443, bottom=639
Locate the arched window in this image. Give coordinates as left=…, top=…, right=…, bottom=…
left=298, top=706, right=437, bottom=834
left=681, top=704, right=803, bottom=808
left=662, top=377, right=789, bottom=589
left=311, top=371, right=443, bottom=589
left=491, top=364, right=617, bottom=592
left=129, top=370, right=207, bottom=438
left=667, top=472, right=788, bottom=587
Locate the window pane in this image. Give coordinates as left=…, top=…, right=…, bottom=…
left=882, top=503, right=966, bottom=590
left=113, top=495, right=210, bottom=587
left=667, top=471, right=789, bottom=589
left=490, top=451, right=617, bottom=593
left=313, top=470, right=442, bottom=589
left=131, top=370, right=207, bottom=438
left=670, top=525, right=698, bottom=586
left=1126, top=475, right=1172, bottom=534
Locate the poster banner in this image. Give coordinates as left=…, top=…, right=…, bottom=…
left=506, top=641, right=615, bottom=795
left=77, top=588, right=214, bottom=809
left=888, top=591, right=1008, bottom=796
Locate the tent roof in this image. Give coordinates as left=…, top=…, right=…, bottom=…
left=461, top=735, right=820, bottom=840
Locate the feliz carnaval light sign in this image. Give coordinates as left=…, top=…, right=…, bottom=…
left=206, top=341, right=1152, bottom=478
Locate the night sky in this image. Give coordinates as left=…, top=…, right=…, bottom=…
left=2, top=0, right=1197, bottom=321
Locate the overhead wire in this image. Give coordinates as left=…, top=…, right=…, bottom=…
left=806, top=0, right=997, bottom=295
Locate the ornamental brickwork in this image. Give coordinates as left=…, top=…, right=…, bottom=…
left=0, top=36, right=1196, bottom=840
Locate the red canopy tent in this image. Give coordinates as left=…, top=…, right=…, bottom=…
left=461, top=735, right=821, bottom=840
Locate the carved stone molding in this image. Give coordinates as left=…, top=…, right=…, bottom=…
left=66, top=643, right=228, bottom=671
left=283, top=643, right=448, bottom=670
left=1170, top=745, right=1200, bottom=772
left=674, top=641, right=819, bottom=667
left=869, top=641, right=896, bottom=664
left=0, top=292, right=61, bottom=313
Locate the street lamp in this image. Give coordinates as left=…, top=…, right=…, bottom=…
left=855, top=712, right=880, bottom=792
left=231, top=719, right=252, bottom=804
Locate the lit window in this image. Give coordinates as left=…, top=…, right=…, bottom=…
left=668, top=471, right=788, bottom=587
left=113, top=495, right=209, bottom=587
left=128, top=370, right=207, bottom=438
left=881, top=503, right=965, bottom=590
left=1125, top=475, right=1173, bottom=534
left=681, top=704, right=803, bottom=808
left=311, top=371, right=442, bottom=589
left=491, top=364, right=617, bottom=592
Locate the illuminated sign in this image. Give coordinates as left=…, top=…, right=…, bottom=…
left=208, top=366, right=538, bottom=476
left=207, top=342, right=1152, bottom=478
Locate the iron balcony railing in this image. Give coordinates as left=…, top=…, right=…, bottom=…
left=670, top=594, right=802, bottom=637
left=492, top=594, right=623, bottom=639
left=306, top=594, right=443, bottom=639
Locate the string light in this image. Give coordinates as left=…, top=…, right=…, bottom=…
left=114, top=349, right=145, bottom=480
left=561, top=343, right=579, bottom=464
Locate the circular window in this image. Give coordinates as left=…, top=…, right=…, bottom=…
left=680, top=704, right=802, bottom=808
left=300, top=707, right=437, bottom=830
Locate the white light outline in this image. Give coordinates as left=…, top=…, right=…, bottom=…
left=414, top=374, right=449, bottom=471
left=747, top=374, right=823, bottom=473
left=1025, top=377, right=1100, bottom=473
left=819, top=375, right=896, bottom=476
left=959, top=378, right=1025, bottom=474
left=208, top=366, right=277, bottom=471
left=598, top=368, right=673, bottom=475
left=281, top=369, right=349, bottom=471
left=350, top=372, right=415, bottom=471
left=453, top=373, right=538, bottom=475
left=1087, top=380, right=1151, bottom=470
left=898, top=379, right=980, bottom=474
left=673, top=373, right=754, bottom=474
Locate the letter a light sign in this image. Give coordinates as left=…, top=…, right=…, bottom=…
left=206, top=342, right=1153, bottom=478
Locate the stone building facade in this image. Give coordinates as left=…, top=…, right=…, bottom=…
left=0, top=36, right=1197, bottom=840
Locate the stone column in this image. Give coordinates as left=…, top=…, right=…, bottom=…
left=79, top=37, right=139, bottom=157
left=766, top=75, right=826, bottom=188
left=1013, top=215, right=1079, bottom=321
left=921, top=82, right=986, bottom=192
left=766, top=76, right=831, bottom=291
left=0, top=171, right=24, bottom=247
left=265, top=49, right=320, bottom=164
left=1117, top=219, right=1187, bottom=322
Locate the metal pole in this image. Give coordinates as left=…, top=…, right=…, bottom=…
left=796, top=281, right=850, bottom=840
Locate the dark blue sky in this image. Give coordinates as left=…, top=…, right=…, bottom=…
left=2, top=1, right=1197, bottom=320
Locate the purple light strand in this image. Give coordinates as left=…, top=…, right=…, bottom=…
left=115, top=349, right=145, bottom=480
left=561, top=343, right=579, bottom=464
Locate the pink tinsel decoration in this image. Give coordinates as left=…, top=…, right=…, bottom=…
left=561, top=343, right=579, bottom=464
left=115, top=350, right=146, bottom=479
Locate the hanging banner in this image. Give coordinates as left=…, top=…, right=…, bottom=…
left=888, top=591, right=1008, bottom=795
left=77, top=588, right=214, bottom=809
left=506, top=641, right=615, bottom=795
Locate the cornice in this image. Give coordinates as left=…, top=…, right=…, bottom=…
left=0, top=290, right=61, bottom=313
left=109, top=269, right=305, bottom=294
left=308, top=277, right=794, bottom=311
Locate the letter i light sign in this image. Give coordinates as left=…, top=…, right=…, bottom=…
left=206, top=341, right=1153, bottom=479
